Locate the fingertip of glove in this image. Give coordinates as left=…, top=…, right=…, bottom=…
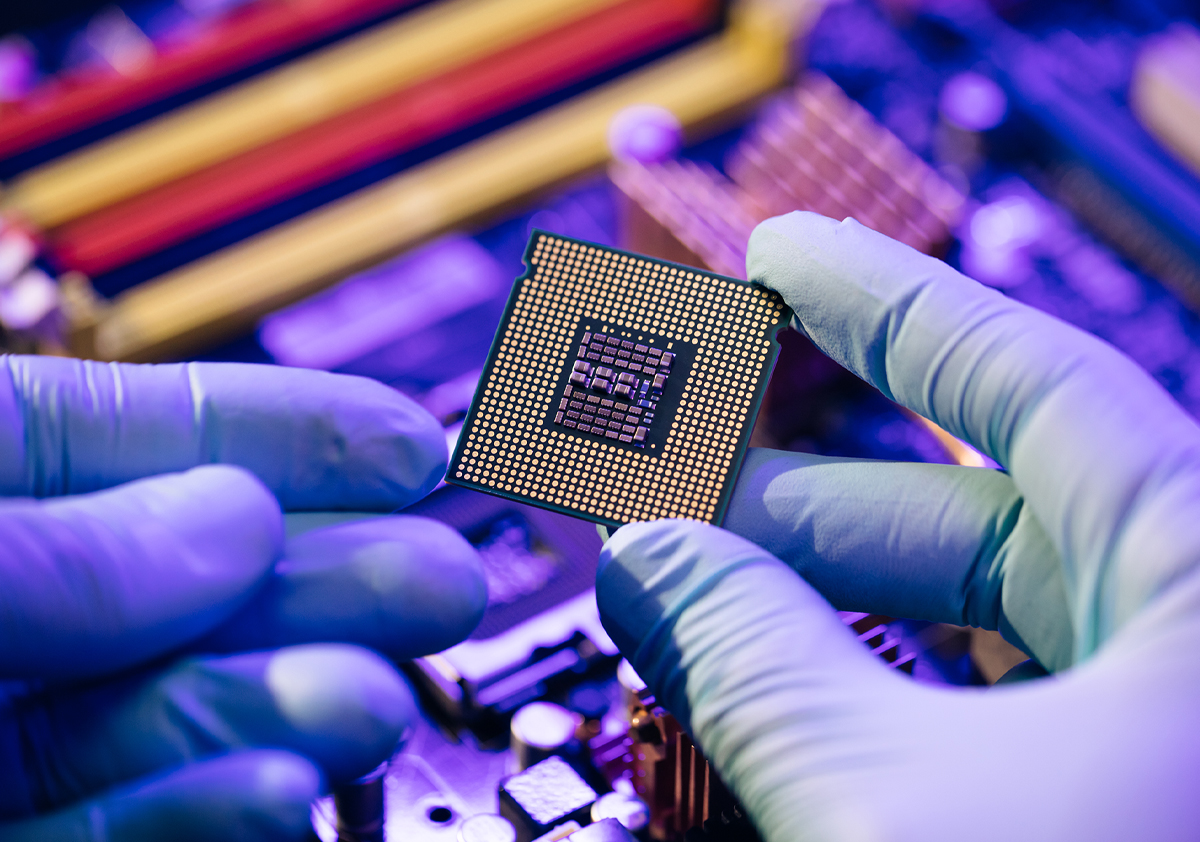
left=382, top=389, right=449, bottom=504
left=180, top=750, right=324, bottom=840
left=372, top=516, right=489, bottom=647
left=746, top=210, right=837, bottom=274
left=75, top=463, right=286, bottom=578
left=237, top=749, right=325, bottom=807
left=106, top=750, right=323, bottom=842
left=227, top=366, right=447, bottom=512
left=184, top=461, right=284, bottom=519
left=597, top=519, right=775, bottom=661
left=324, top=373, right=449, bottom=510
left=170, top=464, right=286, bottom=569
left=287, top=516, right=488, bottom=654
left=264, top=644, right=414, bottom=781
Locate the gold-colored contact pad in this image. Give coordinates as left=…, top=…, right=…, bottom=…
left=448, top=231, right=790, bottom=528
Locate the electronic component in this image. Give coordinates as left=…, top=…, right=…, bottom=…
left=447, top=231, right=790, bottom=528
left=563, top=819, right=639, bottom=842
left=590, top=793, right=649, bottom=833
left=332, top=762, right=388, bottom=842
left=3, top=0, right=649, bottom=229
left=611, top=74, right=965, bottom=284
left=0, top=0, right=425, bottom=161
left=58, top=6, right=791, bottom=363
left=554, top=329, right=675, bottom=447
left=611, top=157, right=763, bottom=278
left=511, top=702, right=580, bottom=771
left=258, top=235, right=506, bottom=397
left=403, top=486, right=618, bottom=739
left=727, top=72, right=965, bottom=257
left=500, top=756, right=598, bottom=842
left=931, top=3, right=1200, bottom=315
left=460, top=814, right=520, bottom=842
left=44, top=0, right=721, bottom=277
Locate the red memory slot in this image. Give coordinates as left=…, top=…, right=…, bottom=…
left=49, top=0, right=716, bottom=276
left=0, top=0, right=420, bottom=160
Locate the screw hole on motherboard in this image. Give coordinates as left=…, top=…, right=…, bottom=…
left=427, top=806, right=454, bottom=824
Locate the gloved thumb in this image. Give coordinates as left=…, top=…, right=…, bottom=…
left=596, top=520, right=924, bottom=839
left=597, top=526, right=1200, bottom=842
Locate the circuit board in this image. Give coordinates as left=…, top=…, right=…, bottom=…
left=446, top=230, right=791, bottom=529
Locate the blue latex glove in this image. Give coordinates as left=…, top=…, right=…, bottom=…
left=597, top=213, right=1200, bottom=841
left=0, top=358, right=487, bottom=841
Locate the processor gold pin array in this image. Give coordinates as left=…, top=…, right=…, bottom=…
left=447, top=230, right=790, bottom=529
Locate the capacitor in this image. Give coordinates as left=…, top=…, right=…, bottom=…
left=333, top=761, right=387, bottom=842
left=500, top=756, right=598, bottom=842
left=458, top=814, right=518, bottom=842
left=563, top=818, right=639, bottom=842
left=510, top=701, right=579, bottom=771
left=590, top=792, right=650, bottom=832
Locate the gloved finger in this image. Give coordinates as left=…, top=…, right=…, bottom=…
left=596, top=520, right=925, bottom=827
left=0, top=644, right=410, bottom=818
left=194, top=516, right=488, bottom=660
left=0, top=749, right=321, bottom=842
left=0, top=356, right=445, bottom=510
left=0, top=465, right=280, bottom=680
left=598, top=520, right=898, bottom=725
left=748, top=213, right=1200, bottom=657
left=726, top=448, right=1073, bottom=670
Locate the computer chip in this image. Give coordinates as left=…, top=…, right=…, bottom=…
left=446, top=230, right=790, bottom=529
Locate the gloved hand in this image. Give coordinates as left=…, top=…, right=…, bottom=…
left=0, top=357, right=486, bottom=841
left=596, top=212, right=1200, bottom=841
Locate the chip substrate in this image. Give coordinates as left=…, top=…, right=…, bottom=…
left=446, top=230, right=790, bottom=529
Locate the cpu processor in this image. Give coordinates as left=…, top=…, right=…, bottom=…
left=446, top=230, right=790, bottom=529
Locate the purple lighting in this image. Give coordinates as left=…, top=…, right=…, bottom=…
left=0, top=37, right=37, bottom=102
left=607, top=105, right=684, bottom=164
left=939, top=71, right=1008, bottom=132
left=258, top=235, right=504, bottom=372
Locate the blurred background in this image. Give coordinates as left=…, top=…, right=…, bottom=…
left=2, top=0, right=1199, bottom=838
left=4, top=0, right=1200, bottom=458
left=3, top=0, right=1200, bottom=467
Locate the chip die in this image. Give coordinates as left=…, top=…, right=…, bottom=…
left=447, top=231, right=790, bottom=528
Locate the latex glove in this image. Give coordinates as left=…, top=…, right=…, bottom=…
left=597, top=213, right=1200, bottom=841
left=0, top=357, right=486, bottom=841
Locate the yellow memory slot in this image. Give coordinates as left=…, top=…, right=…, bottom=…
left=82, top=3, right=793, bottom=362
left=2, top=0, right=625, bottom=228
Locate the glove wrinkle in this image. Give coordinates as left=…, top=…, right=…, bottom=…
left=0, top=359, right=25, bottom=494
left=0, top=356, right=447, bottom=511
left=185, top=362, right=222, bottom=468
